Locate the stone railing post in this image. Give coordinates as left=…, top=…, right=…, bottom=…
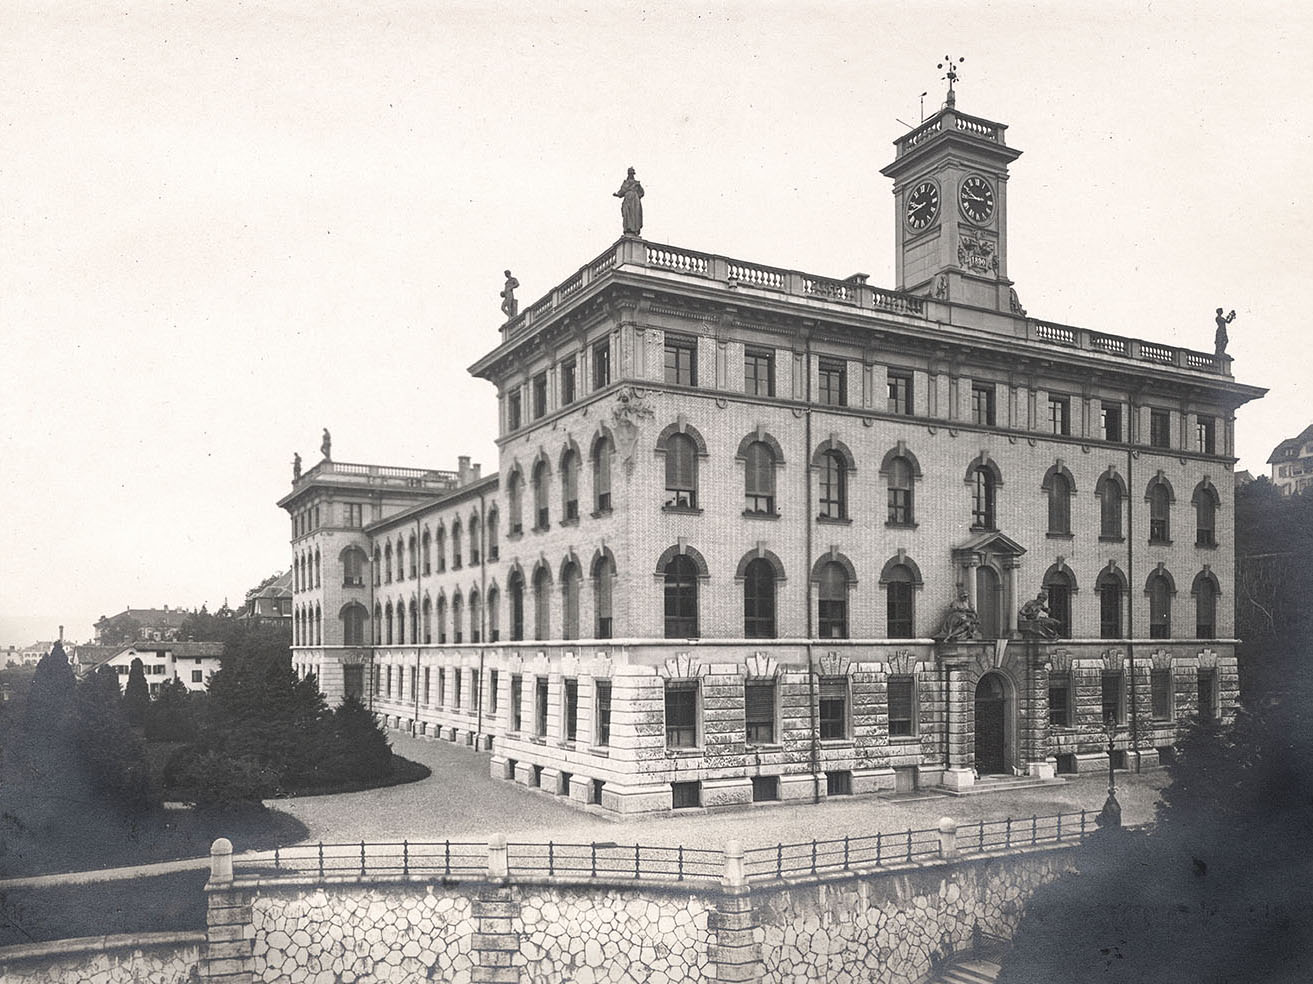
left=709, top=840, right=761, bottom=983
left=473, top=834, right=519, bottom=984
left=938, top=818, right=958, bottom=859
left=201, top=838, right=254, bottom=984
left=487, top=833, right=508, bottom=881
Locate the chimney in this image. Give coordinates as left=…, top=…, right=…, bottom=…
left=473, top=463, right=482, bottom=481
left=458, top=455, right=471, bottom=486
left=58, top=625, right=63, bottom=642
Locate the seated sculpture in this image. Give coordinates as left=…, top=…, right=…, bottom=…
left=935, top=589, right=982, bottom=642
left=1017, top=589, right=1061, bottom=640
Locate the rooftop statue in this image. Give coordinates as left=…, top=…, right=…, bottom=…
left=614, top=168, right=644, bottom=237
left=1017, top=589, right=1060, bottom=640
left=321, top=428, right=332, bottom=462
left=935, top=588, right=982, bottom=643
left=1214, top=307, right=1237, bottom=356
left=500, top=270, right=520, bottom=319
left=292, top=452, right=302, bottom=481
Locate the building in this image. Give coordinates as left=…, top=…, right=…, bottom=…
left=280, top=88, right=1264, bottom=815
left=242, top=571, right=293, bottom=622
left=1265, top=423, right=1313, bottom=495
left=83, top=641, right=224, bottom=695
left=93, top=607, right=190, bottom=645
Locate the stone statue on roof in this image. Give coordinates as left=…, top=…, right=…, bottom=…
left=292, top=452, right=302, bottom=481
left=1214, top=308, right=1236, bottom=356
left=500, top=270, right=520, bottom=318
left=321, top=429, right=332, bottom=462
left=614, top=168, right=644, bottom=237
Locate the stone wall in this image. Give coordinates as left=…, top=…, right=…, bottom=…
left=0, top=933, right=202, bottom=984
left=754, top=849, right=1074, bottom=984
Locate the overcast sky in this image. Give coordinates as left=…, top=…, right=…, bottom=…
left=2, top=1, right=1308, bottom=645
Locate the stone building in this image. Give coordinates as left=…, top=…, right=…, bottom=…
left=279, top=92, right=1264, bottom=814
left=1265, top=423, right=1313, bottom=495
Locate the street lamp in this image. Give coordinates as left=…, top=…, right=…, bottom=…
left=1096, top=717, right=1122, bottom=829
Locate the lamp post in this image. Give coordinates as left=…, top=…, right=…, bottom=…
left=1096, top=717, right=1122, bottom=829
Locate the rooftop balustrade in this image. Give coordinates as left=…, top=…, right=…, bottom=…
left=295, top=460, right=459, bottom=491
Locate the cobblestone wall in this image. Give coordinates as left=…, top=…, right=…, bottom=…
left=0, top=938, right=200, bottom=984
left=754, top=850, right=1073, bottom=984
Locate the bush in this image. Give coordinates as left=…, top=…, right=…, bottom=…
left=317, top=697, right=393, bottom=784
left=145, top=678, right=201, bottom=743
left=168, top=749, right=278, bottom=808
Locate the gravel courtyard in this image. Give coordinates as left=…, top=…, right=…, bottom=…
left=260, top=732, right=1166, bottom=852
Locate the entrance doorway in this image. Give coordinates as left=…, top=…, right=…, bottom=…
left=976, top=566, right=1001, bottom=639
left=974, top=673, right=1009, bottom=775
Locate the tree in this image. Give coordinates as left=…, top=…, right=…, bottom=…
left=145, top=678, right=200, bottom=743
left=123, top=658, right=150, bottom=727
left=74, top=666, right=150, bottom=814
left=319, top=696, right=393, bottom=784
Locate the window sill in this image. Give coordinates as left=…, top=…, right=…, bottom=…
left=1046, top=532, right=1074, bottom=540
left=506, top=531, right=523, bottom=542
left=743, top=510, right=781, bottom=520
left=817, top=515, right=852, bottom=526
left=559, top=517, right=579, bottom=528
left=746, top=742, right=783, bottom=751
left=452, top=563, right=463, bottom=571
left=1148, top=539, right=1173, bottom=547
left=589, top=746, right=610, bottom=758
left=531, top=525, right=550, bottom=534
left=665, top=746, right=703, bottom=756
left=662, top=505, right=704, bottom=516
left=590, top=507, right=614, bottom=519
left=889, top=734, right=920, bottom=744
left=885, top=520, right=918, bottom=530
left=1098, top=535, right=1125, bottom=544
left=819, top=739, right=855, bottom=749
left=1195, top=540, right=1218, bottom=550
left=969, top=525, right=997, bottom=533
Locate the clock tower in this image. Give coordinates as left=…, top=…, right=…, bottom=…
left=880, top=84, right=1023, bottom=314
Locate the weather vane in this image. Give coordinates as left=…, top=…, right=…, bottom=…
left=938, top=55, right=965, bottom=107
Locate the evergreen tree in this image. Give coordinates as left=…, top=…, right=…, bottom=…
left=74, top=665, right=151, bottom=814
left=123, top=657, right=149, bottom=727
left=320, top=696, right=393, bottom=783
left=144, top=678, right=200, bottom=743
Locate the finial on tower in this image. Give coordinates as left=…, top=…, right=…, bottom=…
left=938, top=55, right=965, bottom=108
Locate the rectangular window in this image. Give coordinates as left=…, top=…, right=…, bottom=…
left=345, top=503, right=364, bottom=527
left=1197, top=669, right=1216, bottom=722
left=532, top=373, right=548, bottom=419
left=887, top=372, right=912, bottom=415
left=819, top=359, right=847, bottom=407
left=454, top=669, right=463, bottom=709
left=826, top=771, right=852, bottom=796
left=818, top=676, right=848, bottom=739
left=1151, top=669, right=1172, bottom=720
left=972, top=384, right=996, bottom=426
left=489, top=670, right=498, bottom=715
left=751, top=776, right=779, bottom=802
left=344, top=665, right=364, bottom=700
left=422, top=667, right=431, bottom=706
left=535, top=677, right=549, bottom=738
left=191, top=669, right=203, bottom=683
left=888, top=675, right=916, bottom=737
left=665, top=681, right=698, bottom=748
left=744, top=349, right=775, bottom=397
left=595, top=680, right=612, bottom=745
left=1150, top=409, right=1172, bottom=449
left=511, top=674, right=523, bottom=731
left=744, top=682, right=776, bottom=744
left=664, top=337, right=697, bottom=386
left=671, top=781, right=701, bottom=809
left=1102, top=671, right=1124, bottom=725
left=564, top=678, right=578, bottom=743
left=1049, top=396, right=1071, bottom=436
left=561, top=359, right=577, bottom=406
left=1048, top=675, right=1070, bottom=727
left=508, top=391, right=522, bottom=431
left=593, top=340, right=611, bottom=389
left=1197, top=415, right=1216, bottom=455
left=1102, top=404, right=1123, bottom=442
left=437, top=668, right=445, bottom=705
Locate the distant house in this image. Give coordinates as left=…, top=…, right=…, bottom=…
left=93, top=607, right=190, bottom=645
left=1234, top=469, right=1255, bottom=489
left=241, top=571, right=292, bottom=623
left=91, top=641, right=224, bottom=695
left=1266, top=424, right=1313, bottom=495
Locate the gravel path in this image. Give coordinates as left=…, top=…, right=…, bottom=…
left=264, top=733, right=1166, bottom=852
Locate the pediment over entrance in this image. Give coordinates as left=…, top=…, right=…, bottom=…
left=952, top=530, right=1027, bottom=562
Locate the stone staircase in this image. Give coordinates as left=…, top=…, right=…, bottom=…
left=940, top=774, right=1067, bottom=797
left=934, top=957, right=1003, bottom=984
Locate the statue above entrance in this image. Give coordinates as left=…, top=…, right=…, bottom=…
left=1017, top=589, right=1060, bottom=640
left=935, top=588, right=982, bottom=643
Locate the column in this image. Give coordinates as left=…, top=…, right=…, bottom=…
left=940, top=655, right=974, bottom=790
left=1004, top=561, right=1020, bottom=636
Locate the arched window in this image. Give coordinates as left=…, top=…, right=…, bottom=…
left=373, top=603, right=382, bottom=643
left=1047, top=473, right=1072, bottom=535
left=744, top=441, right=776, bottom=515
left=1193, top=570, right=1219, bottom=639
left=971, top=467, right=996, bottom=530
left=665, top=433, right=698, bottom=509
left=374, top=548, right=382, bottom=586
left=422, top=531, right=432, bottom=575
left=396, top=601, right=407, bottom=645
left=486, top=507, right=500, bottom=561
left=384, top=602, right=394, bottom=645
left=509, top=571, right=525, bottom=641
left=593, top=553, right=615, bottom=639
left=1148, top=570, right=1174, bottom=638
left=452, top=592, right=464, bottom=644
left=818, top=450, right=846, bottom=520
left=436, top=525, right=447, bottom=571
left=885, top=565, right=915, bottom=638
left=593, top=437, right=614, bottom=512
left=532, top=461, right=550, bottom=530
left=342, top=548, right=365, bottom=587
left=508, top=471, right=524, bottom=535
left=887, top=457, right=914, bottom=526
left=1148, top=479, right=1172, bottom=544
left=395, top=540, right=404, bottom=581
left=1096, top=568, right=1124, bottom=639
left=1193, top=481, right=1219, bottom=548
left=469, top=515, right=481, bottom=566
left=561, top=561, right=582, bottom=639
left=533, top=566, right=551, bottom=640
left=1096, top=472, right=1125, bottom=541
left=469, top=589, right=482, bottom=643
left=422, top=596, right=432, bottom=644
left=664, top=555, right=699, bottom=638
left=1043, top=567, right=1075, bottom=639
left=314, top=550, right=321, bottom=588
left=487, top=586, right=501, bottom=642
left=742, top=558, right=777, bottom=639
left=561, top=449, right=580, bottom=521
left=314, top=604, right=322, bottom=645
left=436, top=595, right=447, bottom=644
left=817, top=561, right=850, bottom=639
left=408, top=535, right=417, bottom=578
left=451, top=518, right=463, bottom=568
left=384, top=544, right=393, bottom=583
left=409, top=600, right=418, bottom=643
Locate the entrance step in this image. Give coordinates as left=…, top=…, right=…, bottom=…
left=934, top=957, right=1003, bottom=984
left=940, top=774, right=1067, bottom=797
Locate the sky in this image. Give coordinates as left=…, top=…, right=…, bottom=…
left=2, top=1, right=1309, bottom=645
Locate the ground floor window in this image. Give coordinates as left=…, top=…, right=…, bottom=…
left=818, top=676, right=848, bottom=739
left=665, top=681, right=698, bottom=747
left=595, top=680, right=612, bottom=745
left=1151, top=669, right=1172, bottom=720
left=751, top=776, right=779, bottom=802
left=825, top=771, right=852, bottom=796
left=671, top=781, right=700, bottom=809
left=887, top=675, right=916, bottom=737
left=744, top=682, right=776, bottom=743
left=1048, top=674, right=1070, bottom=727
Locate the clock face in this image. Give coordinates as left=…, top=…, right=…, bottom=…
left=905, top=181, right=939, bottom=231
left=959, top=175, right=995, bottom=222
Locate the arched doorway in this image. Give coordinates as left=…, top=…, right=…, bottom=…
left=976, top=566, right=1002, bottom=639
left=974, top=673, right=1010, bottom=775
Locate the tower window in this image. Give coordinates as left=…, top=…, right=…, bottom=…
left=664, top=337, right=697, bottom=386
left=972, top=384, right=996, bottom=426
